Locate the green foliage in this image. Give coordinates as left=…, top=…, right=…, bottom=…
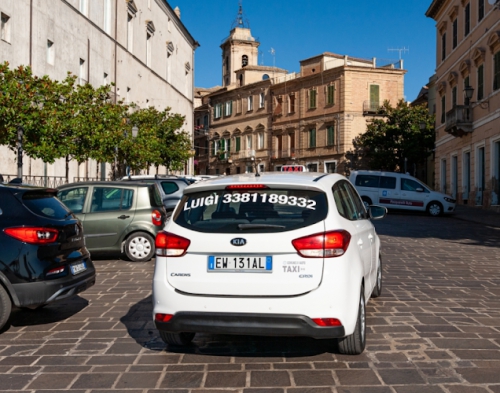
left=345, top=99, right=435, bottom=173
left=0, top=62, right=190, bottom=178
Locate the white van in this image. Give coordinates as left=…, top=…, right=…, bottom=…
left=349, top=170, right=456, bottom=216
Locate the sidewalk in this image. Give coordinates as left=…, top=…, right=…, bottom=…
left=452, top=204, right=500, bottom=228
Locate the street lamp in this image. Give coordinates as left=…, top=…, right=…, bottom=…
left=464, top=85, right=474, bottom=105
left=125, top=126, right=139, bottom=176
left=17, top=126, right=23, bottom=180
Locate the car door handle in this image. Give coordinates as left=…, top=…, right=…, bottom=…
left=357, top=239, right=363, bottom=247
left=368, top=234, right=374, bottom=243
left=117, top=215, right=130, bottom=219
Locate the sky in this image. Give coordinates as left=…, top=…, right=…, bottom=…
left=171, top=0, right=438, bottom=102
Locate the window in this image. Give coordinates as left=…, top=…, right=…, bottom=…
left=309, top=89, right=317, bottom=109
left=235, top=136, right=241, bottom=152
left=126, top=87, right=131, bottom=103
left=494, top=51, right=500, bottom=91
left=476, top=146, right=485, bottom=205
left=246, top=135, right=252, bottom=149
left=79, top=59, right=87, bottom=85
left=58, top=187, right=88, bottom=214
left=214, top=103, right=222, bottom=119
left=464, top=3, right=470, bottom=37
left=309, top=128, right=316, bottom=148
left=326, top=125, right=335, bottom=146
left=127, top=13, right=134, bottom=52
left=47, top=40, right=55, bottom=65
left=104, top=72, right=108, bottom=85
left=452, top=19, right=457, bottom=49
left=258, top=132, right=264, bottom=149
left=79, top=0, right=88, bottom=16
left=289, top=94, right=295, bottom=113
left=451, top=155, right=458, bottom=199
left=401, top=178, right=428, bottom=193
left=91, top=187, right=134, bottom=212
left=166, top=47, right=172, bottom=82
left=370, top=85, right=380, bottom=111
left=478, top=0, right=484, bottom=21
left=477, top=64, right=484, bottom=100
left=104, top=0, right=112, bottom=34
left=1, top=13, right=10, bottom=43
left=327, top=84, right=335, bottom=105
left=380, top=176, right=396, bottom=189
left=441, top=32, right=447, bottom=61
left=224, top=101, right=232, bottom=116
left=333, top=181, right=366, bottom=221
left=493, top=141, right=500, bottom=205
left=464, top=75, right=470, bottom=104
left=259, top=92, right=265, bottom=108
left=146, top=32, right=152, bottom=67
left=441, top=159, right=447, bottom=194
left=325, top=162, right=336, bottom=173
left=242, top=55, right=248, bottom=67
left=452, top=86, right=457, bottom=107
left=247, top=95, right=253, bottom=111
left=441, top=95, right=446, bottom=124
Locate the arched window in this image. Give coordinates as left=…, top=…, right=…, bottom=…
left=242, top=55, right=248, bottom=67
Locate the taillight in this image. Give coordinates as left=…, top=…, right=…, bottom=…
left=46, top=266, right=66, bottom=277
left=155, top=313, right=173, bottom=322
left=312, top=318, right=342, bottom=327
left=4, top=227, right=59, bottom=245
left=152, top=209, right=163, bottom=226
left=155, top=231, right=190, bottom=257
left=225, top=184, right=269, bottom=190
left=292, top=230, right=351, bottom=258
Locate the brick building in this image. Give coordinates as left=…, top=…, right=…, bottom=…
left=426, top=0, right=500, bottom=210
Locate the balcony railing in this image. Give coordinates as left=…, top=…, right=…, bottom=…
left=363, top=101, right=383, bottom=114
left=272, top=148, right=295, bottom=159
left=445, top=105, right=473, bottom=137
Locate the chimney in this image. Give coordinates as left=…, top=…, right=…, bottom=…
left=174, top=6, right=181, bottom=19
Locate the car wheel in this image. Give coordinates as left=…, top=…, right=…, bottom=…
left=361, top=197, right=372, bottom=210
left=0, top=285, right=12, bottom=331
left=371, top=257, right=382, bottom=298
left=338, top=286, right=366, bottom=355
left=159, top=331, right=195, bottom=346
left=427, top=201, right=443, bottom=217
left=125, top=232, right=155, bottom=262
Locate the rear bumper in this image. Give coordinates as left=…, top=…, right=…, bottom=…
left=155, top=311, right=345, bottom=339
left=11, top=267, right=96, bottom=308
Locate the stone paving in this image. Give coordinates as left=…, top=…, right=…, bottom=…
left=0, top=211, right=500, bottom=392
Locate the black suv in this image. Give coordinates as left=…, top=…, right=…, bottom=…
left=0, top=184, right=96, bottom=331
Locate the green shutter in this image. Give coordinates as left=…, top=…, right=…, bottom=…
left=370, top=85, right=379, bottom=111
left=327, top=85, right=335, bottom=105
left=227, top=138, right=231, bottom=152
left=236, top=136, right=241, bottom=152
left=478, top=65, right=484, bottom=100
left=309, top=128, right=316, bottom=148
left=494, top=52, right=500, bottom=91
left=327, top=126, right=334, bottom=146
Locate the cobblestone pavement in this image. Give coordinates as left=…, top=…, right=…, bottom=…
left=1, top=212, right=500, bottom=392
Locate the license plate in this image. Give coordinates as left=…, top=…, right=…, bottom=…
left=70, top=261, right=87, bottom=275
left=208, top=256, right=272, bottom=272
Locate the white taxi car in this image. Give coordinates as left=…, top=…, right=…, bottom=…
left=152, top=172, right=386, bottom=355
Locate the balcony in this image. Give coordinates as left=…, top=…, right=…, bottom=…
left=363, top=101, right=383, bottom=115
left=445, top=105, right=473, bottom=137
left=272, top=148, right=295, bottom=159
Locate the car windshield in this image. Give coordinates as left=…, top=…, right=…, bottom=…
left=173, top=187, right=327, bottom=233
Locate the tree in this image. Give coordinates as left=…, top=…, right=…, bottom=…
left=345, top=99, right=435, bottom=174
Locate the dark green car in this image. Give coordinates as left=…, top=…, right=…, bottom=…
left=57, top=181, right=167, bottom=262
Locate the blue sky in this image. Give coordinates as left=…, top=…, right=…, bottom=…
left=171, top=0, right=437, bottom=102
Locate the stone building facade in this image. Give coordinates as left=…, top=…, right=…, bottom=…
left=426, top=0, right=500, bottom=210
left=0, top=0, right=198, bottom=183
left=195, top=20, right=406, bottom=176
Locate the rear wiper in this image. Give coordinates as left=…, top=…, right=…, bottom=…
left=238, top=223, right=286, bottom=230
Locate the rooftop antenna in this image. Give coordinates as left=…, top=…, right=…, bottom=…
left=270, top=47, right=276, bottom=79
left=388, top=46, right=409, bottom=60
left=231, top=0, right=250, bottom=29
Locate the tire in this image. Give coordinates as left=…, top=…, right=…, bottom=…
left=338, top=286, right=366, bottom=355
left=361, top=197, right=372, bottom=210
left=0, top=285, right=12, bottom=331
left=125, top=232, right=155, bottom=262
left=427, top=201, right=443, bottom=217
left=371, top=257, right=382, bottom=298
left=159, top=331, right=195, bottom=346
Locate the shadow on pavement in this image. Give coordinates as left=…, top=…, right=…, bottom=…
left=373, top=210, right=500, bottom=248
left=121, top=295, right=341, bottom=357
left=2, top=295, right=89, bottom=332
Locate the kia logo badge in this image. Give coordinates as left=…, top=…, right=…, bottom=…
left=231, top=238, right=247, bottom=246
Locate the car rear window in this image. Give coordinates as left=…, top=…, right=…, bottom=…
left=148, top=185, right=164, bottom=207
left=23, top=191, right=72, bottom=219
left=160, top=181, right=180, bottom=195
left=173, top=188, right=327, bottom=233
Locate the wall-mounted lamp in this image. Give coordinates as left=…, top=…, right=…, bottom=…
left=464, top=85, right=489, bottom=109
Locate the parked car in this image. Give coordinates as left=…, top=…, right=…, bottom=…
left=349, top=170, right=456, bottom=216
left=0, top=184, right=96, bottom=331
left=152, top=172, right=387, bottom=355
left=57, top=181, right=167, bottom=262
left=120, top=175, right=190, bottom=213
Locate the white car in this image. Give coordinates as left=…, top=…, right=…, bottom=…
left=349, top=170, right=456, bottom=216
left=152, top=172, right=387, bottom=355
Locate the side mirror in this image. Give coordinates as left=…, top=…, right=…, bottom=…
left=369, top=205, right=387, bottom=220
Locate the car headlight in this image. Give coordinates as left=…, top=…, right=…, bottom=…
left=444, top=197, right=456, bottom=203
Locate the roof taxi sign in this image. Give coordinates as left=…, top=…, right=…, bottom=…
left=281, top=165, right=307, bottom=172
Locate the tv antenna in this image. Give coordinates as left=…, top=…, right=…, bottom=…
left=388, top=46, right=409, bottom=59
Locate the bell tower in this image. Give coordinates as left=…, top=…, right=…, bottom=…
left=220, top=1, right=260, bottom=87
